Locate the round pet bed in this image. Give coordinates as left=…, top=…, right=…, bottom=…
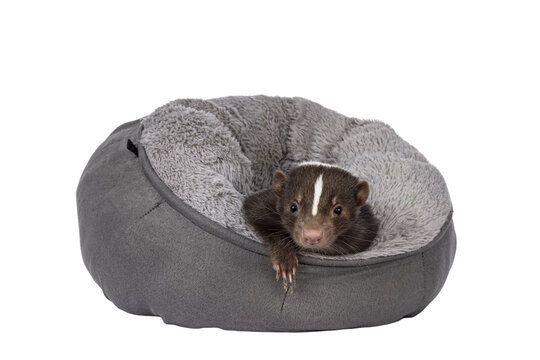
left=76, top=96, right=456, bottom=331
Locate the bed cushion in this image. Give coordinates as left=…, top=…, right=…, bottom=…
left=76, top=96, right=456, bottom=331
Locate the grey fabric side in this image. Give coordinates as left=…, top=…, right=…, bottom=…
left=415, top=219, right=457, bottom=315
left=77, top=120, right=456, bottom=331
left=77, top=121, right=161, bottom=315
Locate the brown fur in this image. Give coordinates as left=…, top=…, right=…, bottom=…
left=242, top=164, right=379, bottom=288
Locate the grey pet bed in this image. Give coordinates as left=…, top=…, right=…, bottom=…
left=77, top=96, right=456, bottom=331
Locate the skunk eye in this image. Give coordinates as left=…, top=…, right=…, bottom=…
left=290, top=204, right=298, bottom=212
left=333, top=206, right=342, bottom=215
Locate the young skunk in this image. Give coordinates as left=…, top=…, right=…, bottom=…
left=242, top=162, right=379, bottom=290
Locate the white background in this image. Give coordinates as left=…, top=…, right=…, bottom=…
left=1, top=1, right=539, bottom=359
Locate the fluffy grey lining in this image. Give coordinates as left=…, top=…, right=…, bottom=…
left=140, top=96, right=452, bottom=260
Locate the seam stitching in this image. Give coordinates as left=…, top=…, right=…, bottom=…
left=280, top=285, right=291, bottom=313
left=124, top=200, right=164, bottom=234
left=137, top=200, right=163, bottom=221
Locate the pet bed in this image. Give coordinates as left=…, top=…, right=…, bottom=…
left=76, top=96, right=456, bottom=331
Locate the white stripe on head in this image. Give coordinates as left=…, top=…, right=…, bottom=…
left=312, top=174, right=324, bottom=216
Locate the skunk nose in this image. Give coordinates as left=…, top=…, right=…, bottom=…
left=302, top=228, right=323, bottom=245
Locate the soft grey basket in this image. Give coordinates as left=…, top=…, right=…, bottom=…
left=76, top=96, right=456, bottom=331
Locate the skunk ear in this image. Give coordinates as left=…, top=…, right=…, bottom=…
left=354, top=181, right=370, bottom=206
left=272, top=170, right=287, bottom=197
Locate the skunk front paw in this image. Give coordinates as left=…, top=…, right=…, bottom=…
left=271, top=250, right=298, bottom=292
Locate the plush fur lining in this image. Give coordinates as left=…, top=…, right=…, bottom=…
left=140, top=96, right=452, bottom=260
